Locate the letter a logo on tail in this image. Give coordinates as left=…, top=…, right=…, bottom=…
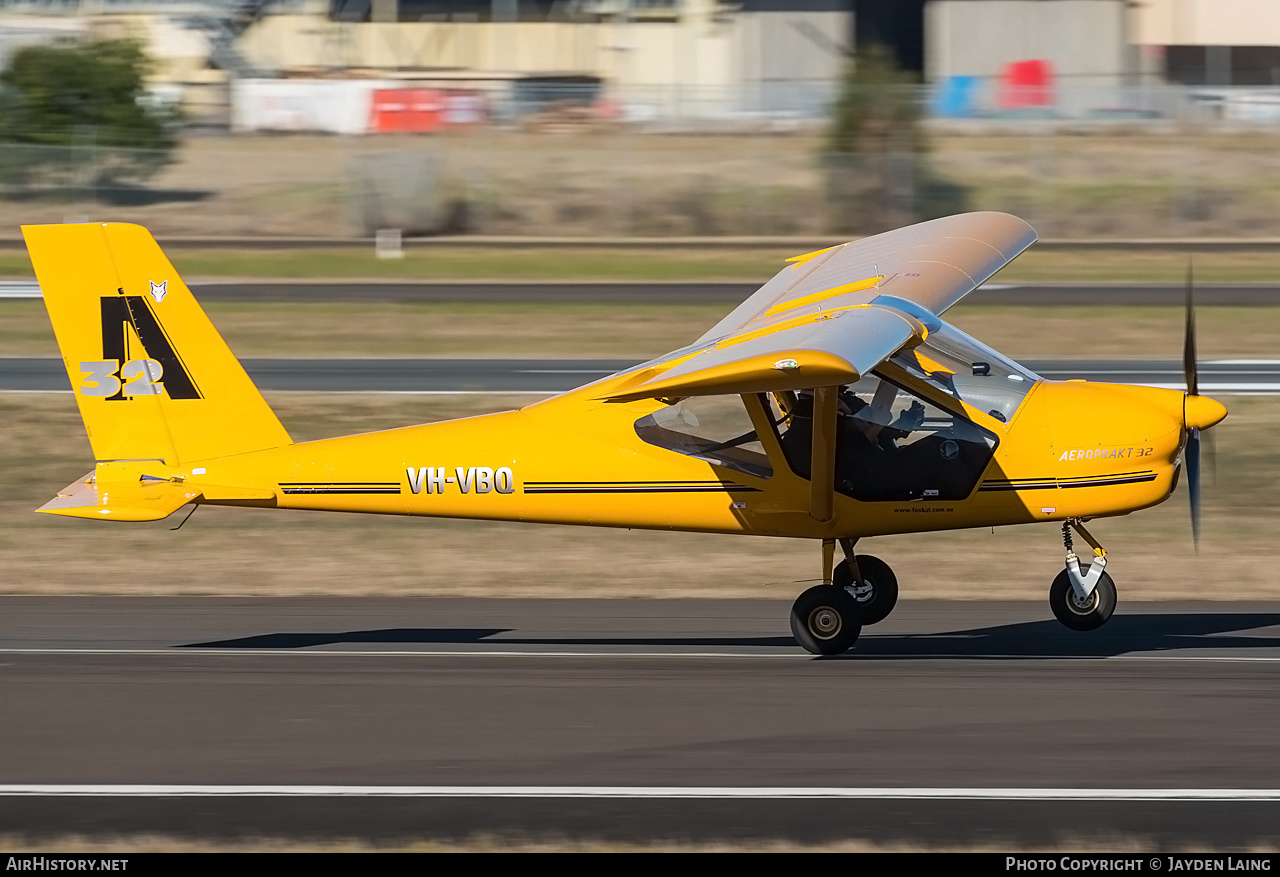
left=100, top=295, right=201, bottom=400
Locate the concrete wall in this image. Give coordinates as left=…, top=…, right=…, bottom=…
left=233, top=2, right=846, bottom=113
left=0, top=1, right=847, bottom=117
left=926, top=0, right=1129, bottom=86
left=735, top=10, right=848, bottom=112
left=1133, top=0, right=1280, bottom=48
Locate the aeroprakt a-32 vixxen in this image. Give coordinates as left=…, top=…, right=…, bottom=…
left=24, top=212, right=1227, bottom=655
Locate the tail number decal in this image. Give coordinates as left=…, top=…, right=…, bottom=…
left=407, top=467, right=515, bottom=495
left=79, top=359, right=163, bottom=397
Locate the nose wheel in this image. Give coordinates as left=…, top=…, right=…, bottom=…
left=1049, top=567, right=1117, bottom=630
left=1050, top=519, right=1118, bottom=631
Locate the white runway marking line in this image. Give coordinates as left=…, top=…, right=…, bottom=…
left=517, top=369, right=615, bottom=374
left=1207, top=360, right=1280, bottom=365
left=313, top=389, right=560, bottom=396
left=1098, top=383, right=1280, bottom=394
left=0, top=786, right=1278, bottom=801
left=0, top=647, right=803, bottom=659
left=0, top=648, right=1278, bottom=662
left=0, top=390, right=566, bottom=396
left=10, top=386, right=1280, bottom=396
left=0, top=282, right=41, bottom=298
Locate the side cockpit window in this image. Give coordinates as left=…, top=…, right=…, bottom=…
left=635, top=395, right=773, bottom=479
left=777, top=375, right=997, bottom=502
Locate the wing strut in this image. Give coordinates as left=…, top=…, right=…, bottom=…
left=810, top=386, right=839, bottom=523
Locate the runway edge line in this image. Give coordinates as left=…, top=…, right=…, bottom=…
left=2, top=786, right=1280, bottom=800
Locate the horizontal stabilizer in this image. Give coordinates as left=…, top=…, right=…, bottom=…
left=38, top=471, right=200, bottom=522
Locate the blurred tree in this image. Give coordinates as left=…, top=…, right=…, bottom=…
left=825, top=43, right=966, bottom=234
left=827, top=43, right=923, bottom=157
left=0, top=37, right=179, bottom=187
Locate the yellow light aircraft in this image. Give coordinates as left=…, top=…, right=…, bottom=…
left=24, top=213, right=1227, bottom=655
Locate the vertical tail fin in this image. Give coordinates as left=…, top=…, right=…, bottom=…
left=24, top=222, right=291, bottom=466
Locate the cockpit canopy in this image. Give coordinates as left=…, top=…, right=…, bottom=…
left=630, top=315, right=1038, bottom=502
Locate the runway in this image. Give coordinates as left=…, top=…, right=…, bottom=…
left=2, top=597, right=1278, bottom=846
left=3, top=272, right=1277, bottom=847
left=4, top=357, right=1279, bottom=393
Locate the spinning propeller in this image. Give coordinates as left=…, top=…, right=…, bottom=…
left=1181, top=260, right=1224, bottom=551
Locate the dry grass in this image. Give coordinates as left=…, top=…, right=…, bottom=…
left=3, top=298, right=1278, bottom=359
left=942, top=304, right=1279, bottom=361
left=0, top=299, right=730, bottom=359
left=7, top=128, right=1280, bottom=240
left=4, top=245, right=1280, bottom=284
left=0, top=392, right=1274, bottom=600
left=199, top=300, right=731, bottom=359
left=999, top=250, right=1280, bottom=283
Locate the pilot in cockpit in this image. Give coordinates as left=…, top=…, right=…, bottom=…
left=779, top=385, right=925, bottom=486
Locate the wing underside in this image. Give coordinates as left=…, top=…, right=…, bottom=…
left=604, top=304, right=928, bottom=402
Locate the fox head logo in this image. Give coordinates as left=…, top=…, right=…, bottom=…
left=149, top=280, right=168, bottom=303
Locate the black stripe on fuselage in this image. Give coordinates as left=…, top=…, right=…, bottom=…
left=523, top=480, right=760, bottom=494
left=979, top=471, right=1158, bottom=492
left=279, top=482, right=401, bottom=495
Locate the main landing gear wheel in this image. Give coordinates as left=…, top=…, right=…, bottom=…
left=790, top=584, right=863, bottom=656
left=1049, top=567, right=1117, bottom=631
left=832, top=554, right=899, bottom=626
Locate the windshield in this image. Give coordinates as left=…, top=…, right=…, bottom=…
left=890, top=321, right=1040, bottom=424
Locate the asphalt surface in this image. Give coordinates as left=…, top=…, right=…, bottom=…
left=3, top=357, right=1277, bottom=394
left=1, top=597, right=1278, bottom=847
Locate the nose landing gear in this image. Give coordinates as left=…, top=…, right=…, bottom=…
left=1049, top=519, right=1117, bottom=631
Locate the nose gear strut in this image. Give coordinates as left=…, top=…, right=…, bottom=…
left=1062, top=519, right=1108, bottom=602
left=1049, top=518, right=1117, bottom=631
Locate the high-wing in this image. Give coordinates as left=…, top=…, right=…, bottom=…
left=604, top=304, right=929, bottom=402
left=696, top=211, right=1036, bottom=344
left=602, top=212, right=1036, bottom=402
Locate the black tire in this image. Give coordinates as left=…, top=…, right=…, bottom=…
left=790, top=584, right=862, bottom=655
left=832, top=555, right=899, bottom=625
left=1049, top=566, right=1117, bottom=631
